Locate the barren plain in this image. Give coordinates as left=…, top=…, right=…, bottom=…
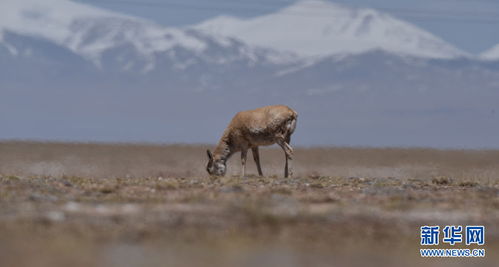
left=0, top=141, right=498, bottom=267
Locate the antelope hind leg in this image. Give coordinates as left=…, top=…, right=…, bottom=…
left=277, top=138, right=293, bottom=178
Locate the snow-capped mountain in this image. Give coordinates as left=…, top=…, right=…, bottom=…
left=193, top=0, right=466, bottom=59
left=0, top=0, right=196, bottom=67
left=1, top=0, right=499, bottom=147
left=480, top=44, right=499, bottom=61
left=0, top=0, right=294, bottom=72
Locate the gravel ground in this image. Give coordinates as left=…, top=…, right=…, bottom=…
left=0, top=142, right=498, bottom=267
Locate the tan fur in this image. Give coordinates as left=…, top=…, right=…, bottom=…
left=207, top=105, right=297, bottom=177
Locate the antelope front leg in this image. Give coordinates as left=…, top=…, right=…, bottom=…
left=240, top=149, right=247, bottom=178
left=252, top=147, right=263, bottom=176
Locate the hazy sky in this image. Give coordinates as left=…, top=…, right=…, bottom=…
left=76, top=0, right=499, bottom=54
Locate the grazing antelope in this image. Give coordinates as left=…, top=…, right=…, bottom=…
left=206, top=105, right=297, bottom=178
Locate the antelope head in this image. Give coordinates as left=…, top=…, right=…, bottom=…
left=206, top=150, right=226, bottom=176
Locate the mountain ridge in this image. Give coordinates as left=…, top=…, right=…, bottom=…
left=0, top=0, right=296, bottom=71
left=480, top=44, right=499, bottom=60
left=1, top=0, right=499, bottom=147
left=193, top=0, right=468, bottom=59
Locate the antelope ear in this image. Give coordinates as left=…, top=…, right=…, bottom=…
left=206, top=149, right=213, bottom=160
